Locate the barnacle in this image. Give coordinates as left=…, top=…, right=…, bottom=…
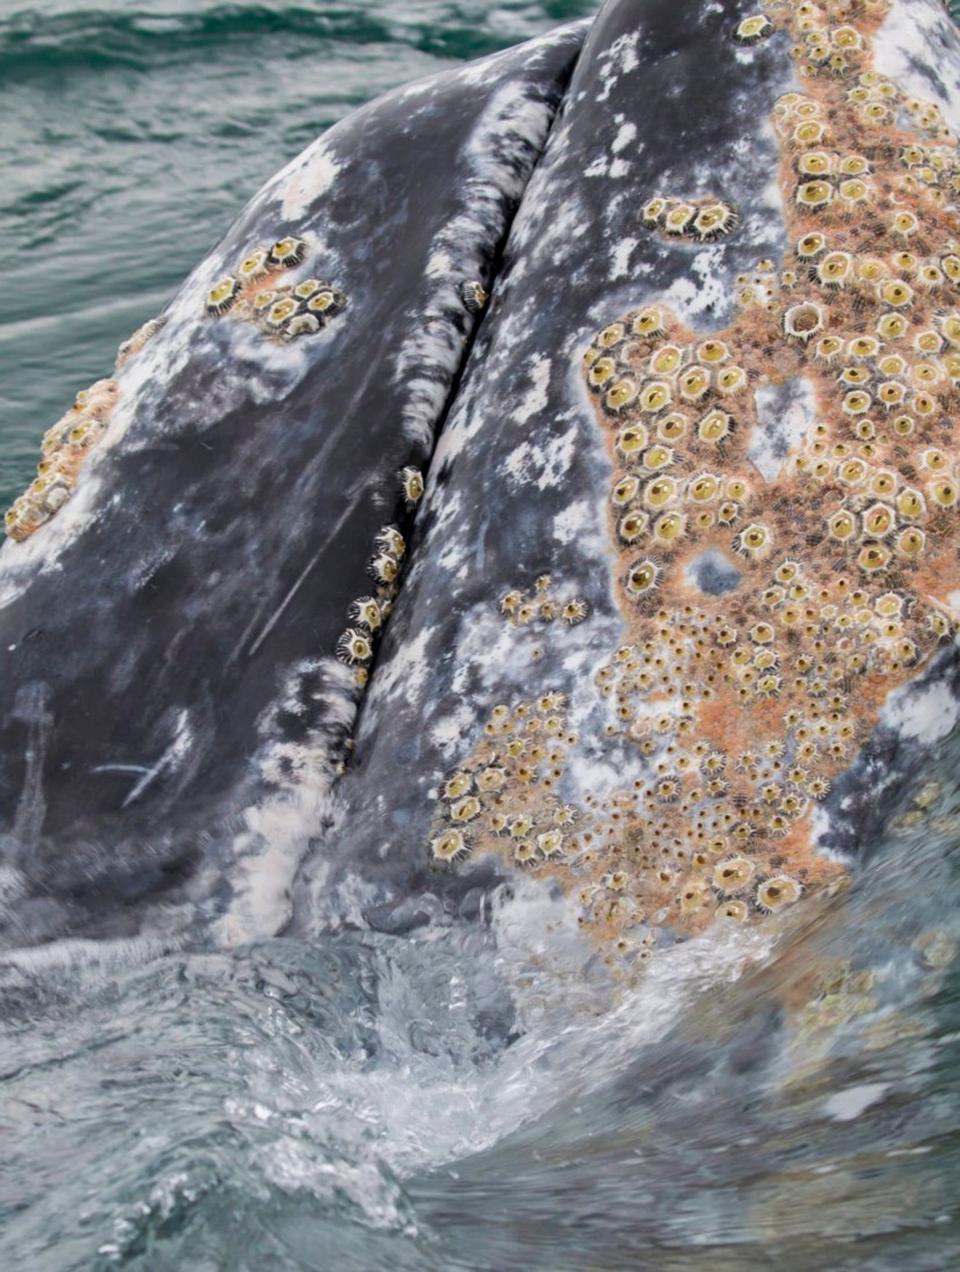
left=625, top=559, right=660, bottom=599
left=206, top=276, right=241, bottom=316
left=267, top=236, right=307, bottom=268
left=713, top=856, right=755, bottom=892
left=693, top=201, right=737, bottom=241
left=336, top=628, right=373, bottom=665
left=735, top=14, right=773, bottom=45
left=561, top=598, right=590, bottom=625
left=783, top=301, right=825, bottom=341
left=756, top=876, right=803, bottom=912
left=348, top=597, right=382, bottom=631
left=460, top=279, right=488, bottom=313
left=237, top=247, right=270, bottom=283
left=431, top=830, right=468, bottom=863
left=399, top=466, right=425, bottom=507
left=283, top=313, right=322, bottom=340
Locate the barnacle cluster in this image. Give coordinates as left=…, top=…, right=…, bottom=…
left=498, top=573, right=591, bottom=629
left=641, top=196, right=739, bottom=244
left=334, top=468, right=425, bottom=686
left=204, top=236, right=348, bottom=341
left=428, top=694, right=579, bottom=871
left=429, top=0, right=960, bottom=960
left=4, top=378, right=120, bottom=542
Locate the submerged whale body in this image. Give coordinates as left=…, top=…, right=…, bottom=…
left=3, top=2, right=960, bottom=1265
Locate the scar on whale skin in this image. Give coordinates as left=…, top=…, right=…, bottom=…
left=428, top=0, right=960, bottom=964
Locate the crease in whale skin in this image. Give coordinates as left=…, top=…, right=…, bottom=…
left=0, top=21, right=589, bottom=950
left=297, top=0, right=960, bottom=974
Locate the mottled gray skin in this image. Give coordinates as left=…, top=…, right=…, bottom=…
left=3, top=0, right=960, bottom=954
left=0, top=24, right=586, bottom=948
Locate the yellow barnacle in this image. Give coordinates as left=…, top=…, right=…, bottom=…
left=687, top=473, right=720, bottom=503
left=897, top=487, right=925, bottom=520
left=642, top=197, right=668, bottom=226
left=599, top=322, right=627, bottom=349
left=863, top=503, right=895, bottom=537
left=644, top=476, right=677, bottom=509
left=616, top=424, right=649, bottom=456
left=814, top=334, right=844, bottom=362
left=698, top=339, right=729, bottom=365
left=625, top=558, right=660, bottom=598
left=794, top=120, right=825, bottom=145
left=828, top=509, right=857, bottom=541
left=693, top=201, right=736, bottom=241
left=756, top=875, right=802, bottom=912
left=881, top=280, right=914, bottom=307
left=877, top=381, right=906, bottom=408
left=698, top=408, right=732, bottom=444
left=930, top=477, right=959, bottom=508
left=734, top=14, right=773, bottom=44
left=618, top=510, right=649, bottom=544
left=715, top=365, right=747, bottom=395
left=942, top=255, right=960, bottom=282
left=639, top=380, right=673, bottom=413
left=796, top=232, right=827, bottom=260
left=842, top=390, right=872, bottom=416
left=870, top=469, right=897, bottom=497
left=643, top=444, right=674, bottom=472
left=896, top=527, right=926, bottom=558
left=799, top=150, right=833, bottom=176
left=612, top=475, right=640, bottom=505
left=657, top=412, right=688, bottom=441
left=588, top=356, right=617, bottom=388
left=678, top=366, right=710, bottom=401
left=737, top=522, right=772, bottom=561
left=713, top=856, right=755, bottom=892
left=877, top=312, right=907, bottom=340
left=858, top=543, right=892, bottom=572
left=940, top=314, right=960, bottom=347
left=653, top=511, right=687, bottom=546
left=650, top=344, right=683, bottom=375
left=797, top=180, right=833, bottom=210
left=431, top=830, right=467, bottom=863
left=605, top=378, right=638, bottom=412
left=839, top=154, right=869, bottom=176
left=205, top=275, right=240, bottom=316
left=818, top=251, right=853, bottom=286
left=891, top=210, right=919, bottom=237
left=838, top=178, right=869, bottom=204
left=633, top=306, right=665, bottom=337
left=664, top=203, right=697, bottom=235
left=838, top=458, right=868, bottom=486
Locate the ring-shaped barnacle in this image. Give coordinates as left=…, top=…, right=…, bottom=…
left=642, top=444, right=674, bottom=472
left=649, top=343, right=683, bottom=376
left=639, top=380, right=673, bottom=413
left=841, top=389, right=872, bottom=416
left=869, top=469, right=897, bottom=498
left=715, top=365, right=746, bottom=395
left=657, top=412, right=689, bottom=442
left=913, top=391, right=937, bottom=417
left=838, top=178, right=869, bottom=204
left=896, top=527, right=926, bottom=558
left=616, top=424, right=648, bottom=458
left=827, top=509, right=857, bottom=541
left=892, top=209, right=919, bottom=237
left=796, top=232, right=827, bottom=261
left=459, top=279, right=488, bottom=314
left=817, top=250, right=853, bottom=287
left=205, top=275, right=240, bottom=316
left=283, top=312, right=322, bottom=340
left=687, top=472, right=720, bottom=503
left=693, top=201, right=737, bottom=241
left=632, top=306, right=665, bottom=338
left=604, top=377, right=638, bottom=414
left=698, top=407, right=733, bottom=444
left=430, top=829, right=469, bottom=863
left=561, top=598, right=590, bottom=626
left=734, top=13, right=773, bottom=44
left=264, top=296, right=299, bottom=330
left=678, top=366, right=709, bottom=401
left=336, top=627, right=374, bottom=665
left=794, top=120, right=825, bottom=146
left=612, top=474, right=640, bottom=505
left=697, top=339, right=729, bottom=366
left=267, top=236, right=307, bottom=268
left=652, top=511, right=686, bottom=547
left=876, top=312, right=907, bottom=342
left=756, top=875, right=802, bottom=912
left=896, top=486, right=925, bottom=520
left=930, top=477, right=959, bottom=508
left=374, top=525, right=405, bottom=560
left=863, top=503, right=895, bottom=537
left=941, top=255, right=960, bottom=283
left=783, top=300, right=825, bottom=341
left=618, top=510, right=650, bottom=544
left=664, top=202, right=697, bottom=235
left=348, top=597, right=383, bottom=631
left=713, top=855, right=755, bottom=893
left=918, top=264, right=945, bottom=290
left=399, top=466, right=424, bottom=507
left=847, top=334, right=879, bottom=360
left=450, top=795, right=482, bottom=823
left=736, top=522, right=773, bottom=561
left=643, top=476, right=677, bottom=509
left=588, top=356, right=617, bottom=389
left=798, top=150, right=833, bottom=177
left=626, top=558, right=660, bottom=599
left=881, top=280, right=914, bottom=308
left=237, top=247, right=271, bottom=284
left=796, top=180, right=833, bottom=211
left=367, top=551, right=400, bottom=586
left=642, top=196, right=668, bottom=227
left=858, top=542, right=892, bottom=572
left=599, top=321, right=627, bottom=349
left=877, top=380, right=906, bottom=409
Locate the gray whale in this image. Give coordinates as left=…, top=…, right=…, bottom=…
left=3, top=0, right=960, bottom=968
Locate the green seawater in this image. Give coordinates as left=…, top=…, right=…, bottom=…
left=0, top=0, right=600, bottom=511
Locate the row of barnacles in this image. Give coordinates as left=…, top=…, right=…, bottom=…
left=205, top=235, right=348, bottom=341
left=333, top=467, right=424, bottom=685
left=641, top=196, right=739, bottom=244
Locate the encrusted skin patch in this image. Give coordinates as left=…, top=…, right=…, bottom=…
left=427, top=0, right=960, bottom=961
left=204, top=236, right=348, bottom=341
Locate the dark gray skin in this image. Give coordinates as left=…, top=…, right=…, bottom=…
left=0, top=23, right=587, bottom=949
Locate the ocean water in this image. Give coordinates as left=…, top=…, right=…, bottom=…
left=4, top=3, right=960, bottom=1270
left=0, top=0, right=599, bottom=511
